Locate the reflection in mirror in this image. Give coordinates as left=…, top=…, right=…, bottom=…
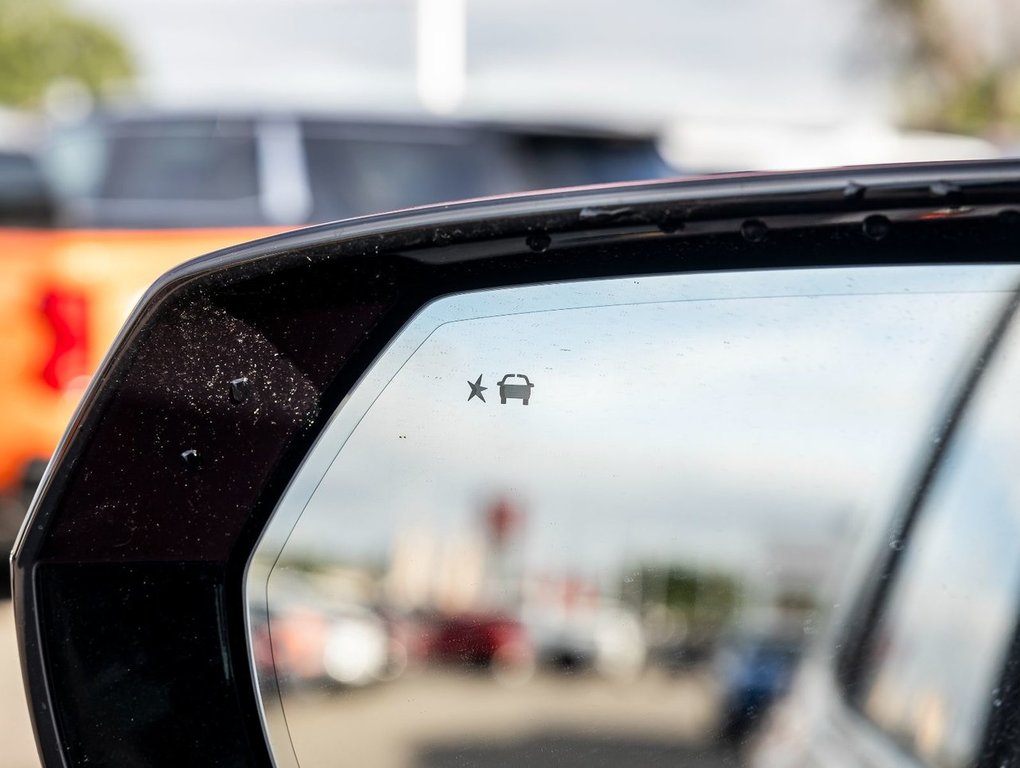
left=247, top=266, right=1020, bottom=768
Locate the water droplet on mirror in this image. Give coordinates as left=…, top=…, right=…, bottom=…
left=930, top=181, right=961, bottom=199
left=228, top=377, right=250, bottom=404
left=579, top=205, right=634, bottom=223
left=999, top=209, right=1020, bottom=225
left=862, top=215, right=891, bottom=241
left=843, top=181, right=866, bottom=202
left=180, top=449, right=203, bottom=471
left=741, top=219, right=768, bottom=243
left=526, top=233, right=551, bottom=252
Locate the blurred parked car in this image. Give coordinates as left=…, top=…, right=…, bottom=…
left=253, top=600, right=396, bottom=690
left=40, top=111, right=674, bottom=228
left=321, top=605, right=392, bottom=688
left=752, top=285, right=1020, bottom=768
left=714, top=633, right=802, bottom=743
left=526, top=601, right=647, bottom=680
left=0, top=142, right=57, bottom=557
left=427, top=612, right=535, bottom=683
left=0, top=110, right=675, bottom=575
left=258, top=605, right=332, bottom=687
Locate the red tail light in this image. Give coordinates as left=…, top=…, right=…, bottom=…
left=41, top=289, right=89, bottom=392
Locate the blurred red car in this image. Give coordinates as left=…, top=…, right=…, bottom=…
left=429, top=612, right=535, bottom=682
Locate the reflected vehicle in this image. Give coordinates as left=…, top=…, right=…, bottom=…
left=427, top=612, right=535, bottom=682
left=752, top=268, right=1020, bottom=768
left=261, top=605, right=332, bottom=687
left=524, top=581, right=646, bottom=679
left=715, top=634, right=801, bottom=743
left=322, top=606, right=392, bottom=687
left=258, top=601, right=394, bottom=690
left=256, top=568, right=400, bottom=690
left=0, top=144, right=56, bottom=587
left=14, top=163, right=1020, bottom=768
left=532, top=606, right=646, bottom=679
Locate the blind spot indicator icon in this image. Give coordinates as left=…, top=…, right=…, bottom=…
left=498, top=374, right=534, bottom=405
left=467, top=374, right=487, bottom=403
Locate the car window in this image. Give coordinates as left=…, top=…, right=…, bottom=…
left=301, top=123, right=524, bottom=221
left=508, top=134, right=673, bottom=188
left=0, top=152, right=46, bottom=197
left=0, top=150, right=53, bottom=226
left=44, top=119, right=260, bottom=202
left=856, top=307, right=1020, bottom=768
left=300, top=122, right=672, bottom=223
left=99, top=119, right=259, bottom=201
left=39, top=121, right=107, bottom=200
left=41, top=118, right=266, bottom=226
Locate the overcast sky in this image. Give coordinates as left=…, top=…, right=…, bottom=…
left=274, top=267, right=1017, bottom=585
left=71, top=0, right=888, bottom=126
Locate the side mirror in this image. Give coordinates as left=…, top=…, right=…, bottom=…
left=13, top=161, right=1020, bottom=768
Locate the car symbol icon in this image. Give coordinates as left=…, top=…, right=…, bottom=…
left=498, top=374, right=534, bottom=405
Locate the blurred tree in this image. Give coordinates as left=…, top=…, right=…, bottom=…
left=877, top=0, right=1020, bottom=134
left=635, top=565, right=742, bottom=635
left=0, top=0, right=133, bottom=107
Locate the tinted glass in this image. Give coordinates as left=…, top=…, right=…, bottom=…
left=0, top=151, right=53, bottom=226
left=99, top=120, right=259, bottom=201
left=0, top=152, right=46, bottom=197
left=858, top=308, right=1020, bottom=768
left=301, top=121, right=671, bottom=222
left=41, top=118, right=264, bottom=226
left=302, top=125, right=522, bottom=221
left=510, top=134, right=674, bottom=188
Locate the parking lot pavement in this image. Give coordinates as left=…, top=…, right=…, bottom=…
left=282, top=668, right=742, bottom=768
left=0, top=610, right=740, bottom=768
left=0, top=601, right=39, bottom=768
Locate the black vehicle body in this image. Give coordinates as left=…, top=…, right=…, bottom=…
left=0, top=148, right=55, bottom=227
left=716, top=635, right=802, bottom=743
left=12, top=160, right=1020, bottom=767
left=40, top=110, right=675, bottom=229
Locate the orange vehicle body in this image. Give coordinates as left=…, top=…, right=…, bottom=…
left=0, top=226, right=285, bottom=498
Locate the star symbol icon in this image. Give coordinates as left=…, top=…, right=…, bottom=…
left=467, top=374, right=487, bottom=403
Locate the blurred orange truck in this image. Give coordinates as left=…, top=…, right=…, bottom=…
left=0, top=226, right=283, bottom=544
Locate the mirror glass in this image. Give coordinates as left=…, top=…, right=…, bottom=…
left=247, top=265, right=1020, bottom=768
